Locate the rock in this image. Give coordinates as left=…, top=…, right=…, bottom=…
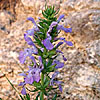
left=0, top=10, right=15, bottom=34
left=61, top=0, right=100, bottom=44
left=0, top=0, right=100, bottom=99
left=21, top=0, right=35, bottom=6
left=86, top=39, right=100, bottom=67
left=21, top=0, right=45, bottom=6
left=0, top=72, right=5, bottom=78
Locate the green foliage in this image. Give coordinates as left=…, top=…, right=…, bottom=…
left=36, top=92, right=40, bottom=100
left=52, top=94, right=57, bottom=100
left=43, top=76, right=50, bottom=88
left=33, top=81, right=42, bottom=90
left=23, top=94, right=30, bottom=100
left=6, top=5, right=63, bottom=100
left=35, top=5, right=58, bottom=43
left=46, top=64, right=56, bottom=72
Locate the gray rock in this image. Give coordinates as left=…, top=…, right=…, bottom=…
left=62, top=0, right=100, bottom=43
left=0, top=10, right=15, bottom=34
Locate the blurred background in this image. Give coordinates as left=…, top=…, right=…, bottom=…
left=0, top=0, right=100, bottom=99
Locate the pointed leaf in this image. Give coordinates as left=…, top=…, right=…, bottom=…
left=52, top=94, right=57, bottom=100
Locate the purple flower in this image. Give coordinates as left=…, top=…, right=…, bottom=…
left=27, top=17, right=37, bottom=26
left=26, top=29, right=35, bottom=36
left=24, top=33, right=34, bottom=46
left=27, top=17, right=39, bottom=31
left=40, top=48, right=44, bottom=52
left=19, top=56, right=44, bottom=95
left=47, top=21, right=58, bottom=34
left=53, top=60, right=64, bottom=69
left=50, top=71, right=59, bottom=85
left=19, top=47, right=37, bottom=64
left=54, top=81, right=62, bottom=92
left=55, top=37, right=73, bottom=46
left=42, top=38, right=54, bottom=50
left=56, top=50, right=67, bottom=61
left=19, top=82, right=25, bottom=86
left=64, top=41, right=73, bottom=46
left=21, top=87, right=27, bottom=95
left=24, top=34, right=38, bottom=53
left=19, top=72, right=27, bottom=77
left=57, top=25, right=72, bottom=33
left=50, top=72, right=62, bottom=92
left=19, top=82, right=26, bottom=95
left=55, top=42, right=63, bottom=48
left=62, top=55, right=67, bottom=61
left=27, top=68, right=41, bottom=83
left=25, top=56, right=43, bottom=83
left=57, top=14, right=65, bottom=23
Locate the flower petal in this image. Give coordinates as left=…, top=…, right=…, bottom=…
left=43, top=38, right=54, bottom=50
left=19, top=72, right=27, bottom=77
left=57, top=25, right=72, bottom=33
left=21, top=87, right=26, bottom=95
left=26, top=29, right=34, bottom=36
left=24, top=33, right=34, bottom=46
left=57, top=14, right=65, bottom=22
left=55, top=42, right=63, bottom=48
left=27, top=17, right=37, bottom=26
left=53, top=60, right=64, bottom=69
left=55, top=37, right=73, bottom=46
left=25, top=74, right=34, bottom=84
left=19, top=51, right=27, bottom=64
left=64, top=41, right=73, bottom=46
left=59, top=85, right=62, bottom=92
left=30, top=68, right=41, bottom=82
left=47, top=21, right=58, bottom=33
left=62, top=55, right=67, bottom=61
left=19, top=82, right=25, bottom=86
left=52, top=71, right=59, bottom=79
left=38, top=56, right=43, bottom=70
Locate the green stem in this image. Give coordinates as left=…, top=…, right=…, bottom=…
left=41, top=72, right=44, bottom=100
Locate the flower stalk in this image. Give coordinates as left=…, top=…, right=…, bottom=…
left=41, top=73, right=44, bottom=100
left=18, top=5, right=73, bottom=100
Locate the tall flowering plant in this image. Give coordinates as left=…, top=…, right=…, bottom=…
left=18, top=6, right=73, bottom=100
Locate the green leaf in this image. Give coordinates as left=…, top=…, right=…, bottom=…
left=47, top=59, right=53, bottom=67
left=43, top=48, right=49, bottom=59
left=36, top=92, right=40, bottom=100
left=19, top=95, right=24, bottom=100
left=52, top=94, right=57, bottom=100
left=43, top=54, right=48, bottom=59
left=23, top=95, right=26, bottom=100
left=44, top=80, right=50, bottom=88
left=48, top=50, right=56, bottom=58
left=34, top=36, right=44, bottom=47
left=36, top=32, right=45, bottom=39
left=33, top=81, right=42, bottom=89
left=39, top=19, right=49, bottom=25
left=38, top=48, right=43, bottom=57
left=42, top=59, right=46, bottom=68
left=43, top=76, right=50, bottom=88
left=43, top=90, right=49, bottom=96
left=26, top=94, right=30, bottom=100
left=5, top=76, right=23, bottom=100
left=26, top=87, right=38, bottom=93
left=39, top=22, right=48, bottom=29
left=46, top=64, right=56, bottom=72
left=42, top=11, right=48, bottom=19
left=40, top=92, right=44, bottom=100
left=31, top=89, right=38, bottom=92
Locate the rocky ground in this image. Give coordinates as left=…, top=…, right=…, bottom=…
left=0, top=0, right=100, bottom=100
